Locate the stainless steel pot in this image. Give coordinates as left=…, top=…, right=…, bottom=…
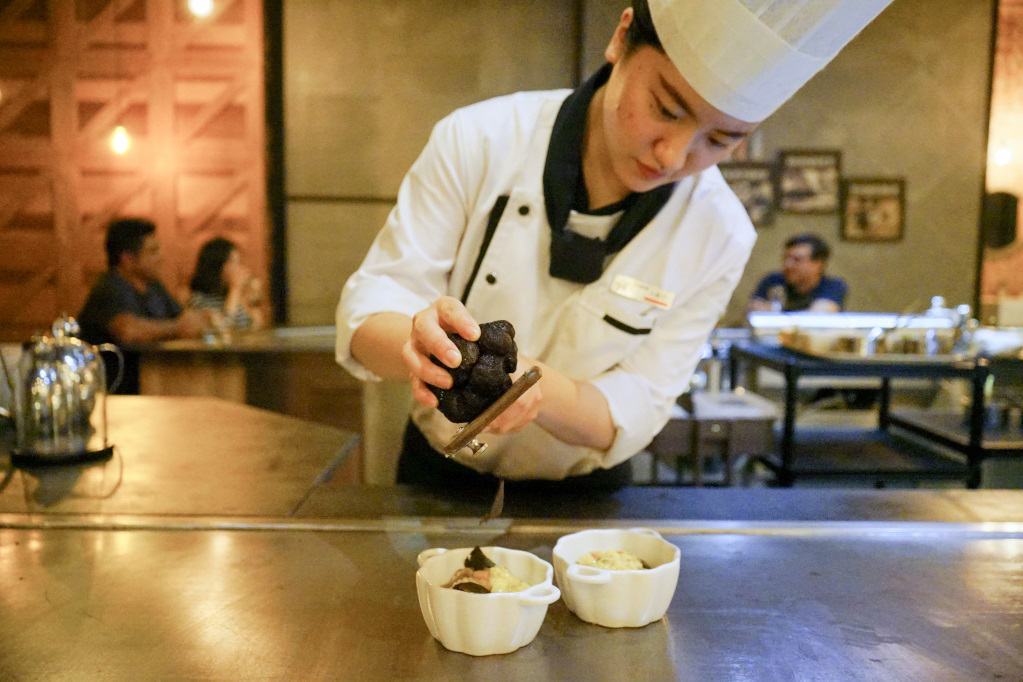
left=4, top=315, right=122, bottom=464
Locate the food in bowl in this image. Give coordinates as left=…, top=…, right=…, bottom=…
left=443, top=546, right=530, bottom=593
left=553, top=528, right=681, bottom=628
left=577, top=549, right=648, bottom=571
left=416, top=545, right=561, bottom=656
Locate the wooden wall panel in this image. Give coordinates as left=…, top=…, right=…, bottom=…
left=0, top=0, right=267, bottom=342
left=979, top=0, right=1023, bottom=323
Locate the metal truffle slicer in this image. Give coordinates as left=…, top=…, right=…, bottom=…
left=443, top=366, right=542, bottom=457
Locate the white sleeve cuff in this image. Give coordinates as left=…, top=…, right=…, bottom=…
left=591, top=369, right=675, bottom=467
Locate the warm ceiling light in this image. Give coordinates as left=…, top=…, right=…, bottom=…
left=111, top=125, right=130, bottom=154
left=188, top=0, right=214, bottom=18
left=993, top=146, right=1012, bottom=167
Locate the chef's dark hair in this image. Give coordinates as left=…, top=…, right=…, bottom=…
left=624, top=0, right=663, bottom=55
left=105, top=218, right=156, bottom=268
left=786, top=233, right=831, bottom=261
left=190, top=237, right=236, bottom=296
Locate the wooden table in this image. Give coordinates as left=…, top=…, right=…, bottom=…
left=136, top=326, right=355, bottom=426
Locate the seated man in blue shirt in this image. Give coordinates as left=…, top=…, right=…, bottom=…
left=78, top=218, right=207, bottom=393
left=747, top=233, right=847, bottom=314
left=747, top=232, right=875, bottom=408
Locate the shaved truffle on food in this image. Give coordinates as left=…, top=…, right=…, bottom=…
left=442, top=546, right=530, bottom=594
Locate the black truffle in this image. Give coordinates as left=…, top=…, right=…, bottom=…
left=450, top=335, right=479, bottom=370
left=428, top=320, right=519, bottom=423
left=437, top=387, right=490, bottom=424
left=452, top=582, right=490, bottom=594
left=469, top=354, right=513, bottom=398
left=465, top=546, right=496, bottom=570
left=479, top=324, right=516, bottom=357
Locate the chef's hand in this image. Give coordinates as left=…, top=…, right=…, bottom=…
left=402, top=296, right=480, bottom=409
left=481, top=358, right=543, bottom=435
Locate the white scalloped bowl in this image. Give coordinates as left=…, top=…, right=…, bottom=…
left=415, top=546, right=560, bottom=656
left=553, top=528, right=680, bottom=628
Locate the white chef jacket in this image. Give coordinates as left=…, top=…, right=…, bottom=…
left=336, top=85, right=756, bottom=480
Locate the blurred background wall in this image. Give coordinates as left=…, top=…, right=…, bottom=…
left=0, top=0, right=1005, bottom=341
left=283, top=0, right=996, bottom=328
left=282, top=0, right=580, bottom=324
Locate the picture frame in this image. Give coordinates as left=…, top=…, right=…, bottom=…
left=840, top=177, right=906, bottom=242
left=718, top=161, right=775, bottom=227
left=777, top=149, right=841, bottom=214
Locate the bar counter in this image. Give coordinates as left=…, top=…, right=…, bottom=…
left=133, top=327, right=355, bottom=429
left=132, top=326, right=408, bottom=484
left=2, top=397, right=1022, bottom=680
left=0, top=396, right=357, bottom=517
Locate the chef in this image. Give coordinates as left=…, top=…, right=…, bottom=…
left=336, top=0, right=894, bottom=491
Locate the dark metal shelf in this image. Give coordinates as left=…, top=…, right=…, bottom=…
left=770, top=425, right=968, bottom=483
left=728, top=341, right=1015, bottom=488
left=889, top=408, right=1023, bottom=454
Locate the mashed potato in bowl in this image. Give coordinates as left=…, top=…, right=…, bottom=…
left=553, top=528, right=681, bottom=628
left=442, top=546, right=531, bottom=593
left=416, top=545, right=561, bottom=655
left=576, top=549, right=648, bottom=571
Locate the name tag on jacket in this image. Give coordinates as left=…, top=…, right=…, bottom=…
left=610, top=274, right=674, bottom=310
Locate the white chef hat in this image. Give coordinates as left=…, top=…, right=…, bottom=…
left=648, top=0, right=895, bottom=122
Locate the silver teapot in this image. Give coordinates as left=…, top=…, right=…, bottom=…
left=2, top=315, right=122, bottom=464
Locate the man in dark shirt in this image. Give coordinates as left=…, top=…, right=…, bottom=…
left=746, top=232, right=875, bottom=407
left=78, top=218, right=206, bottom=393
left=747, top=233, right=848, bottom=314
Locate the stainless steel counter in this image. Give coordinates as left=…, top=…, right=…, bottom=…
left=1, top=518, right=1021, bottom=680
left=296, top=483, right=1023, bottom=523
left=3, top=397, right=1023, bottom=680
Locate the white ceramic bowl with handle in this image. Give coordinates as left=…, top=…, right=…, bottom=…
left=416, top=546, right=561, bottom=656
left=553, top=528, right=680, bottom=628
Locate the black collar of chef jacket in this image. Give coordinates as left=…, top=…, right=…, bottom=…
left=543, top=63, right=677, bottom=284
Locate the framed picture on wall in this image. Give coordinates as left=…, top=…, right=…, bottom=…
left=840, top=178, right=905, bottom=242
left=718, top=161, right=775, bottom=227
left=777, top=149, right=841, bottom=214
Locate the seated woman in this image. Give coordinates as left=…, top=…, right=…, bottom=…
left=188, top=237, right=265, bottom=330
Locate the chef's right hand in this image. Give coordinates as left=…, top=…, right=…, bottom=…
left=402, top=296, right=480, bottom=408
